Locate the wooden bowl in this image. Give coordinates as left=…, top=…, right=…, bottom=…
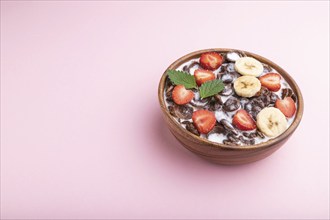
left=158, top=48, right=304, bottom=165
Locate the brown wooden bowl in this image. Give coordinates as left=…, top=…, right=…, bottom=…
left=158, top=48, right=304, bottom=165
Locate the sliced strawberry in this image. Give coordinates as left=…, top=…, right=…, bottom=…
left=194, top=69, right=215, bottom=86
left=275, top=97, right=296, bottom=117
left=192, top=110, right=216, bottom=134
left=232, top=109, right=256, bottom=131
left=259, top=73, right=281, bottom=92
left=200, top=52, right=223, bottom=70
left=172, top=85, right=194, bottom=105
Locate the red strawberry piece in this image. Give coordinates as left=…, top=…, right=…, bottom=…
left=172, top=85, right=194, bottom=105
left=192, top=110, right=216, bottom=134
left=259, top=73, right=281, bottom=92
left=275, top=97, right=296, bottom=117
left=200, top=52, right=223, bottom=70
left=232, top=109, right=256, bottom=131
left=194, top=69, right=216, bottom=86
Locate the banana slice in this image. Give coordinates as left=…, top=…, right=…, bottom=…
left=256, top=107, right=288, bottom=137
left=233, top=75, right=261, bottom=97
left=235, top=57, right=263, bottom=77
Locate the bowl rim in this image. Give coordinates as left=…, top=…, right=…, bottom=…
left=158, top=48, right=304, bottom=151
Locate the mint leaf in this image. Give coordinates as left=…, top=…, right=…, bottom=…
left=199, top=79, right=224, bottom=99
left=167, top=70, right=197, bottom=89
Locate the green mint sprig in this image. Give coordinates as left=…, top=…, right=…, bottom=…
left=167, top=70, right=197, bottom=89
left=167, top=69, right=224, bottom=99
left=199, top=79, right=224, bottom=99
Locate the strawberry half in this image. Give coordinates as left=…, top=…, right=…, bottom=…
left=232, top=109, right=256, bottom=131
left=172, top=85, right=194, bottom=105
left=192, top=110, right=216, bottom=134
left=194, top=69, right=216, bottom=86
left=275, top=97, right=296, bottom=117
left=200, top=52, right=223, bottom=70
left=259, top=73, right=281, bottom=92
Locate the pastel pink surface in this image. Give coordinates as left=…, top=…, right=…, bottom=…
left=1, top=1, right=329, bottom=219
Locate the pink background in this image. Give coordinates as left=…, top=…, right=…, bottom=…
left=1, top=1, right=329, bottom=219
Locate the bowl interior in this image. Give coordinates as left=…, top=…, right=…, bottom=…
left=158, top=48, right=304, bottom=150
